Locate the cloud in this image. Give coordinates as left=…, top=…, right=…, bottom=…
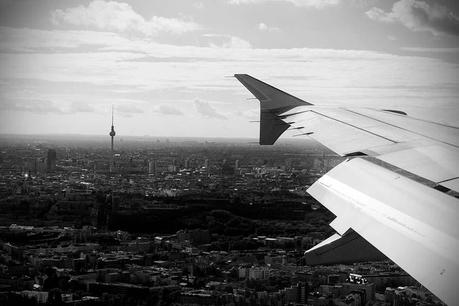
left=348, top=0, right=379, bottom=9
left=69, top=102, right=96, bottom=113
left=0, top=98, right=64, bottom=114
left=221, top=36, right=252, bottom=49
left=154, top=104, right=183, bottom=115
left=366, top=0, right=459, bottom=36
left=193, top=2, right=205, bottom=9
left=116, top=104, right=143, bottom=117
left=0, top=26, right=129, bottom=53
left=258, top=22, right=280, bottom=32
left=236, top=108, right=259, bottom=120
left=228, top=0, right=340, bottom=9
left=1, top=26, right=458, bottom=136
left=194, top=100, right=227, bottom=119
left=400, top=47, right=459, bottom=53
left=366, top=7, right=394, bottom=22
left=203, top=34, right=252, bottom=49
left=51, top=0, right=201, bottom=36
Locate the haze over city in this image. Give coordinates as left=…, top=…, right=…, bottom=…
left=1, top=1, right=459, bottom=305
left=0, top=0, right=458, bottom=138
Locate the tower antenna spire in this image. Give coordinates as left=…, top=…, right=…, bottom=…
left=109, top=105, right=116, bottom=172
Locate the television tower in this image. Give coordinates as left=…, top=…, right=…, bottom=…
left=109, top=106, right=116, bottom=172
left=109, top=105, right=116, bottom=152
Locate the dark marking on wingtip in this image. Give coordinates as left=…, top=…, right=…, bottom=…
left=293, top=132, right=314, bottom=137
left=288, top=126, right=304, bottom=130
left=434, top=185, right=451, bottom=193
left=382, top=109, right=407, bottom=115
left=344, top=152, right=367, bottom=157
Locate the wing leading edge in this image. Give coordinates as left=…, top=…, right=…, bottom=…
left=234, top=74, right=459, bottom=305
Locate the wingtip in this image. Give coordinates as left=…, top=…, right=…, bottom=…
left=234, top=73, right=312, bottom=145
left=234, top=73, right=250, bottom=79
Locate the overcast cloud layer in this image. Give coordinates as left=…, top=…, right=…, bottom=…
left=0, top=0, right=458, bottom=137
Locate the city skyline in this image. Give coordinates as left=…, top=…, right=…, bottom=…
left=0, top=0, right=458, bottom=138
left=1, top=3, right=458, bottom=302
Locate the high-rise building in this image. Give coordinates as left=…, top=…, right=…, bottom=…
left=35, top=157, right=46, bottom=174
left=221, top=159, right=234, bottom=175
left=46, top=149, right=57, bottom=171
left=148, top=160, right=156, bottom=174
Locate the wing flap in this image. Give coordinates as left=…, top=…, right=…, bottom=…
left=305, top=230, right=387, bottom=265
left=307, top=158, right=459, bottom=305
left=441, top=178, right=459, bottom=192
left=347, top=108, right=459, bottom=147
left=371, top=144, right=459, bottom=190
left=284, top=108, right=459, bottom=191
left=286, top=110, right=393, bottom=155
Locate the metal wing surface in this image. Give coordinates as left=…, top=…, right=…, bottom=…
left=234, top=74, right=459, bottom=305
left=282, top=106, right=459, bottom=192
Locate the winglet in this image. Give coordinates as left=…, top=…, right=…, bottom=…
left=234, top=74, right=311, bottom=145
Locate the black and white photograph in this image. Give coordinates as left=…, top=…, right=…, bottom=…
left=0, top=0, right=458, bottom=305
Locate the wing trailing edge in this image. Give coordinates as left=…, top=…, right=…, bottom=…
left=306, top=158, right=459, bottom=305
left=234, top=74, right=310, bottom=145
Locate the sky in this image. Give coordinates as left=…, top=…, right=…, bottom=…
left=0, top=0, right=458, bottom=138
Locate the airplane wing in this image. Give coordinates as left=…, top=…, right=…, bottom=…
left=234, top=74, right=459, bottom=305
